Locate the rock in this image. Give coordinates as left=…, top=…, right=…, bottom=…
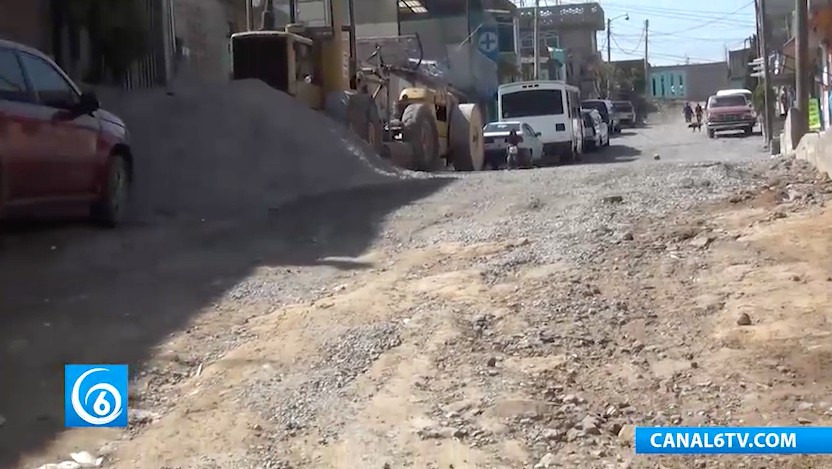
left=797, top=402, right=815, bottom=411
left=604, top=405, right=619, bottom=418
left=453, top=428, right=468, bottom=439
left=566, top=428, right=584, bottom=442
left=736, top=313, right=752, bottom=326
left=689, top=233, right=714, bottom=248
left=536, top=453, right=557, bottom=468
left=602, top=195, right=624, bottom=204
left=561, top=394, right=579, bottom=404
left=130, top=408, right=160, bottom=424
left=798, top=417, right=812, bottom=424
left=417, top=426, right=455, bottom=440
left=70, top=451, right=103, bottom=467
left=619, top=231, right=634, bottom=241
left=609, top=422, right=623, bottom=435
left=542, top=428, right=565, bottom=442
left=581, top=415, right=602, bottom=435
left=653, top=154, right=661, bottom=160
left=618, top=424, right=636, bottom=446
left=486, top=356, right=497, bottom=367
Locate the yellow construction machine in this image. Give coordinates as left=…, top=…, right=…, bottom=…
left=229, top=0, right=484, bottom=172
left=357, top=35, right=485, bottom=171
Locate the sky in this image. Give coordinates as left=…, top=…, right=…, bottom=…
left=533, top=0, right=759, bottom=66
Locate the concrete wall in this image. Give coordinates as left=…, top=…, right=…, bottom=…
left=173, top=0, right=234, bottom=82
left=0, top=0, right=50, bottom=52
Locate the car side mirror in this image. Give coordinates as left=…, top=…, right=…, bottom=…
left=535, top=132, right=541, bottom=137
left=75, top=92, right=100, bottom=115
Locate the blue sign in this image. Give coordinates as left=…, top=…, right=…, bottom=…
left=477, top=24, right=499, bottom=63
left=65, top=364, right=129, bottom=428
left=635, top=427, right=829, bottom=454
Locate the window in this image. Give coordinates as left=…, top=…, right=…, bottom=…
left=484, top=122, right=520, bottom=132
left=0, top=49, right=30, bottom=102
left=582, top=100, right=609, bottom=122
left=497, top=22, right=514, bottom=53
left=709, top=95, right=748, bottom=107
left=543, top=36, right=559, bottom=49
left=501, top=89, right=564, bottom=118
left=18, top=52, right=77, bottom=108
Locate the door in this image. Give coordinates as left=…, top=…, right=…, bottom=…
left=522, top=124, right=542, bottom=158
left=17, top=51, right=100, bottom=197
left=0, top=47, right=43, bottom=203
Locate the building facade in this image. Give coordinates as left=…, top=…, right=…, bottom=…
left=649, top=62, right=729, bottom=102
left=516, top=2, right=605, bottom=98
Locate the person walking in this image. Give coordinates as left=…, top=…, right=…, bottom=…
left=694, top=102, right=704, bottom=129
left=683, top=102, right=693, bottom=123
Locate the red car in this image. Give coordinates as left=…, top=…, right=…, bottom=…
left=0, top=39, right=132, bottom=227
left=705, top=94, right=757, bottom=139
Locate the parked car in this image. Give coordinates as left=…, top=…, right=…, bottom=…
left=613, top=100, right=636, bottom=127
left=580, top=108, right=609, bottom=151
left=482, top=121, right=544, bottom=169
left=582, top=99, right=620, bottom=134
left=0, top=39, right=132, bottom=227
left=705, top=93, right=757, bottom=138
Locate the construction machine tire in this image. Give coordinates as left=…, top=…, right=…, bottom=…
left=402, top=103, right=441, bottom=171
left=324, top=91, right=384, bottom=155
left=449, top=103, right=485, bottom=171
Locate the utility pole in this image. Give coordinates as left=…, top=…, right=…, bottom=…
left=644, top=19, right=649, bottom=97
left=606, top=18, right=612, bottom=97
left=795, top=0, right=810, bottom=140
left=758, top=0, right=774, bottom=149
left=534, top=0, right=540, bottom=79
left=245, top=0, right=252, bottom=31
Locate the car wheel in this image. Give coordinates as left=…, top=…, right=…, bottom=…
left=91, top=153, right=131, bottom=228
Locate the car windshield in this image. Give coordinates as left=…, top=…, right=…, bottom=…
left=709, top=95, right=747, bottom=107
left=484, top=122, right=521, bottom=133
left=613, top=101, right=633, bottom=111
left=501, top=89, right=564, bottom=118
left=581, top=101, right=609, bottom=120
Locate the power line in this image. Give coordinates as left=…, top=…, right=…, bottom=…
left=610, top=32, right=643, bottom=55
left=600, top=3, right=756, bottom=27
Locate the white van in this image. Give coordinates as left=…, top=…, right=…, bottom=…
left=497, top=80, right=583, bottom=164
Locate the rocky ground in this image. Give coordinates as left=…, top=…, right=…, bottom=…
left=5, top=119, right=832, bottom=469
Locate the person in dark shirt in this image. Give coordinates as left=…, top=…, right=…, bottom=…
left=507, top=128, right=521, bottom=146
left=683, top=102, right=693, bottom=123
left=694, top=103, right=703, bottom=124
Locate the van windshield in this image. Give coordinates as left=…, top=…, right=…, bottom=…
left=709, top=95, right=747, bottom=107
left=501, top=89, right=564, bottom=118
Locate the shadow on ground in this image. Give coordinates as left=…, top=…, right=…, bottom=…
left=0, top=176, right=452, bottom=468
left=580, top=144, right=641, bottom=164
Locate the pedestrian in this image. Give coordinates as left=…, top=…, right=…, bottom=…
left=683, top=102, right=693, bottom=123
left=694, top=102, right=704, bottom=130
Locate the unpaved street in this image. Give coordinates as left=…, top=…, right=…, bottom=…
left=4, top=116, right=832, bottom=469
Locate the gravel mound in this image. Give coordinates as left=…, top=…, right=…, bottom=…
left=95, top=80, right=413, bottom=222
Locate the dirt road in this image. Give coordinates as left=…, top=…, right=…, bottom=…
left=4, top=118, right=832, bottom=468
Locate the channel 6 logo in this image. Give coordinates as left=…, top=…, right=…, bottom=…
left=64, top=364, right=128, bottom=428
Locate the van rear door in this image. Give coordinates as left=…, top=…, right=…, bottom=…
left=499, top=87, right=571, bottom=144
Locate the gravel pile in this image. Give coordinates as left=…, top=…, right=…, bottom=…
left=386, top=160, right=766, bottom=265
left=241, top=321, right=402, bottom=448
left=95, top=80, right=415, bottom=223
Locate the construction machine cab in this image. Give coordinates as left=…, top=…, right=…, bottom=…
left=230, top=0, right=356, bottom=110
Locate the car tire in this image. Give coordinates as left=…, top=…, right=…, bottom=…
left=744, top=126, right=753, bottom=136
left=707, top=128, right=715, bottom=139
left=91, top=153, right=131, bottom=228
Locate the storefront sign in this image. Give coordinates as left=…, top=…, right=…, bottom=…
left=809, top=97, right=822, bottom=131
